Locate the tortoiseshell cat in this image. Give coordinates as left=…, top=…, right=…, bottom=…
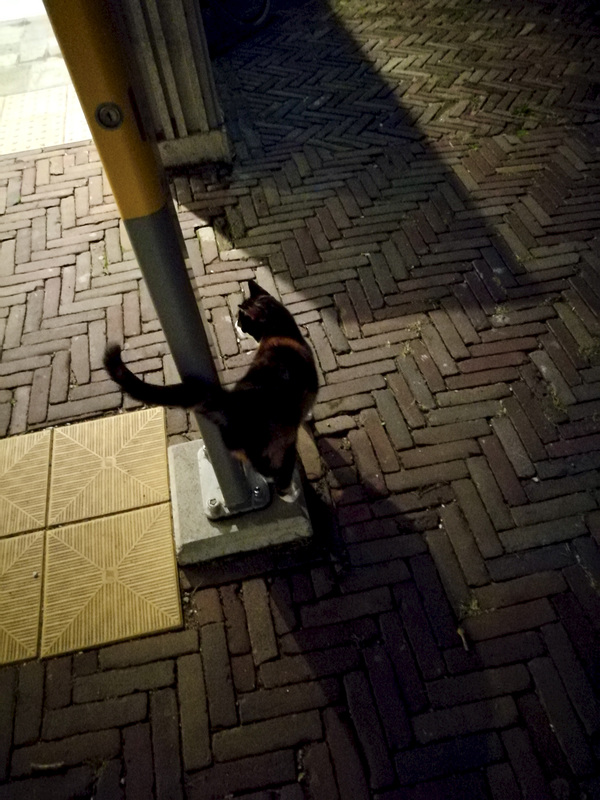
left=104, top=280, right=318, bottom=501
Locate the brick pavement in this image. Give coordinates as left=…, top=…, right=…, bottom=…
left=2, top=0, right=600, bottom=797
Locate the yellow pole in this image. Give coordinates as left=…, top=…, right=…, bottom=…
left=43, top=0, right=267, bottom=517
left=44, top=0, right=166, bottom=220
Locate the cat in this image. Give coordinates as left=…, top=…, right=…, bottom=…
left=104, top=279, right=318, bottom=502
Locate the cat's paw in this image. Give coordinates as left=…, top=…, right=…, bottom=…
left=278, top=481, right=300, bottom=503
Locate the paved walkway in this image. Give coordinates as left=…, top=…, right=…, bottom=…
left=0, top=5, right=89, bottom=156
left=1, top=0, right=600, bottom=797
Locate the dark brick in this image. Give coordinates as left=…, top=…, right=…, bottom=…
left=73, top=660, right=174, bottom=702
left=395, top=732, right=503, bottom=785
left=344, top=670, right=394, bottom=789
left=239, top=678, right=340, bottom=723
left=529, top=657, right=595, bottom=776
left=11, top=729, right=121, bottom=777
left=517, top=694, right=570, bottom=777
left=259, top=647, right=361, bottom=688
left=401, top=439, right=480, bottom=469
left=0, top=667, right=17, bottom=781
left=486, top=762, right=521, bottom=800
left=441, top=502, right=489, bottom=587
left=150, top=688, right=183, bottom=800
left=563, top=564, right=600, bottom=627
left=473, top=571, right=567, bottom=611
left=301, top=587, right=392, bottom=628
left=269, top=577, right=297, bottom=637
left=488, top=544, right=574, bottom=582
left=45, top=655, right=71, bottom=710
left=425, top=529, right=471, bottom=617
left=386, top=460, right=469, bottom=492
left=359, top=407, right=399, bottom=473
left=232, top=654, right=256, bottom=694
left=348, top=428, right=388, bottom=497
left=480, top=435, right=528, bottom=507
left=98, top=629, right=198, bottom=669
left=467, top=456, right=514, bottom=531
left=123, top=723, right=154, bottom=800
left=444, top=632, right=544, bottom=674
left=72, top=650, right=97, bottom=677
left=177, top=654, right=210, bottom=771
left=364, top=644, right=411, bottom=750
left=301, top=741, right=340, bottom=800
left=339, top=560, right=410, bottom=593
left=201, top=622, right=237, bottom=729
left=213, top=710, right=322, bottom=762
left=189, top=588, right=223, bottom=626
left=323, top=707, right=370, bottom=800
left=501, top=727, right=552, bottom=800
left=373, top=388, right=413, bottom=450
left=499, top=516, right=587, bottom=552
left=0, top=766, right=95, bottom=800
left=243, top=578, right=278, bottom=665
left=95, top=759, right=124, bottom=800
left=43, top=693, right=147, bottom=739
left=411, top=554, right=457, bottom=649
left=462, top=599, right=556, bottom=641
left=279, top=618, right=378, bottom=655
left=185, top=750, right=297, bottom=800
left=220, top=584, right=251, bottom=655
left=13, top=661, right=44, bottom=746
left=427, top=665, right=530, bottom=708
left=413, top=696, right=518, bottom=744
left=452, top=478, right=502, bottom=558
left=395, top=582, right=446, bottom=680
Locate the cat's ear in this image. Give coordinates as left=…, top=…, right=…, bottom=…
left=248, top=279, right=269, bottom=299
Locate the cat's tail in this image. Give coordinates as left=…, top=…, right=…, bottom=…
left=104, top=344, right=226, bottom=414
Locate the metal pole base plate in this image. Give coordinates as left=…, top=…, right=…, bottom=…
left=168, top=439, right=313, bottom=564
left=198, top=445, right=271, bottom=519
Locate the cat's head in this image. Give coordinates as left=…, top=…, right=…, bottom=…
left=237, top=280, right=280, bottom=341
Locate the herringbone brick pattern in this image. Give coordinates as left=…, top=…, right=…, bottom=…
left=1, top=0, right=600, bottom=797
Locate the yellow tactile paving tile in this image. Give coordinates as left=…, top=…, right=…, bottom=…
left=0, top=430, right=51, bottom=537
left=0, top=532, right=44, bottom=665
left=41, top=504, right=181, bottom=657
left=48, top=408, right=170, bottom=525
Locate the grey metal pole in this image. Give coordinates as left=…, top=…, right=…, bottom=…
left=125, top=204, right=255, bottom=513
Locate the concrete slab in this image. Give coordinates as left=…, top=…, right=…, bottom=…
left=168, top=439, right=313, bottom=565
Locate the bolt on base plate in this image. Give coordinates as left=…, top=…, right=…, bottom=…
left=198, top=445, right=271, bottom=519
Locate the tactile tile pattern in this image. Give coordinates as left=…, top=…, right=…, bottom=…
left=41, top=504, right=181, bottom=657
left=0, top=532, right=44, bottom=664
left=48, top=408, right=170, bottom=525
left=0, top=430, right=51, bottom=537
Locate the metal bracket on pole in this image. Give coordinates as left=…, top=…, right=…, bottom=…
left=199, top=446, right=270, bottom=519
